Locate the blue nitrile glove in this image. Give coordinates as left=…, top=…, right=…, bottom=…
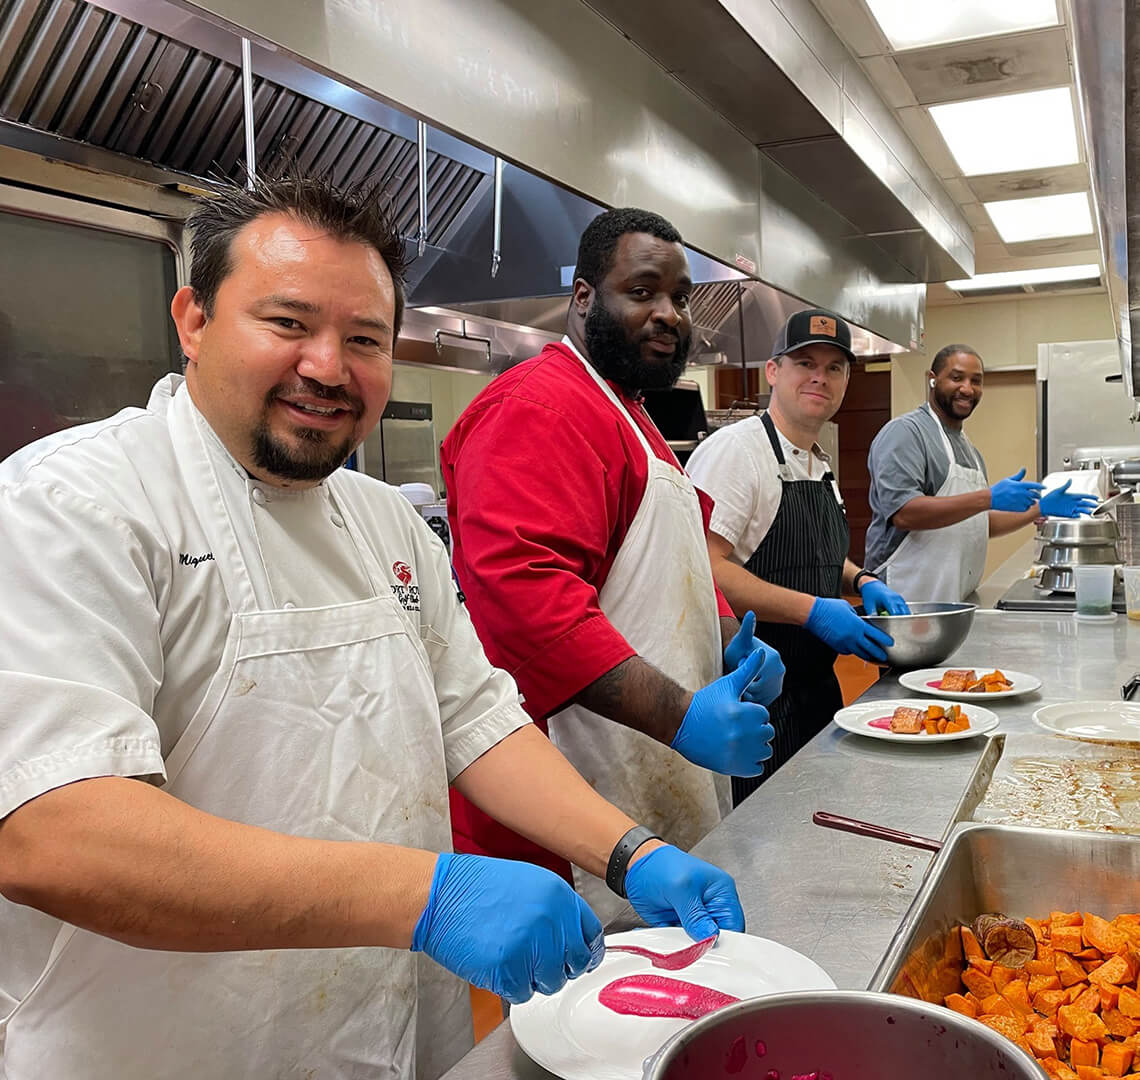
left=670, top=649, right=776, bottom=777
left=805, top=597, right=893, bottom=663
left=722, top=611, right=786, bottom=705
left=411, top=852, right=604, bottom=1004
left=859, top=578, right=911, bottom=616
left=624, top=844, right=745, bottom=940
left=990, top=468, right=1045, bottom=512
left=1039, top=479, right=1100, bottom=519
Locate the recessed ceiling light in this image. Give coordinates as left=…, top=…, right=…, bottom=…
left=929, top=88, right=1079, bottom=176
left=865, top=0, right=1059, bottom=52
left=945, top=264, right=1100, bottom=291
left=983, top=192, right=1093, bottom=243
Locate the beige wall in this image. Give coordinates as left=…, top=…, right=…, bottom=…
left=890, top=291, right=1115, bottom=580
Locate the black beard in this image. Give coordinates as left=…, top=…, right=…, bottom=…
left=933, top=385, right=976, bottom=420
left=250, top=379, right=361, bottom=482
left=584, top=298, right=691, bottom=391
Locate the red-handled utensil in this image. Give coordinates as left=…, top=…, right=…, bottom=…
left=812, top=810, right=943, bottom=852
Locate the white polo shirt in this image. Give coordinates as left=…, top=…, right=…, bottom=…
left=686, top=413, right=840, bottom=564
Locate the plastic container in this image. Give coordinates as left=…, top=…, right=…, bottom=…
left=1124, top=566, right=1140, bottom=621
left=397, top=482, right=437, bottom=506
left=1074, top=564, right=1115, bottom=617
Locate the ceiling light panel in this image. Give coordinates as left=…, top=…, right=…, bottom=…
left=983, top=192, right=1093, bottom=243
left=929, top=87, right=1079, bottom=176
left=865, top=0, right=1059, bottom=52
left=946, top=264, right=1100, bottom=291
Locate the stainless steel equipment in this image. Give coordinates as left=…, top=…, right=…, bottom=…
left=1037, top=543, right=1120, bottom=566
left=1034, top=515, right=1121, bottom=592
left=642, top=990, right=1044, bottom=1080
left=871, top=822, right=1140, bottom=1002
left=1037, top=517, right=1121, bottom=544
left=1119, top=503, right=1140, bottom=565
left=855, top=602, right=976, bottom=669
left=356, top=400, right=441, bottom=494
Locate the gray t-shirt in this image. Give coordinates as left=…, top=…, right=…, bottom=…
left=865, top=405, right=988, bottom=571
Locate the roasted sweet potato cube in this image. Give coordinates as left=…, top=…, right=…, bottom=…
left=1033, top=1017, right=1061, bottom=1037
left=978, top=1013, right=1029, bottom=1040
left=925, top=705, right=945, bottom=720
left=1103, top=1044, right=1135, bottom=1078
left=1031, top=973, right=1064, bottom=996
left=1003, top=980, right=1035, bottom=1015
left=1055, top=926, right=1087, bottom=953
left=1079, top=948, right=1109, bottom=961
left=1030, top=959, right=1060, bottom=976
left=963, top=967, right=998, bottom=998
left=1119, top=985, right=1140, bottom=1018
left=945, top=718, right=970, bottom=733
left=1040, top=942, right=1057, bottom=964
left=944, top=992, right=977, bottom=1018
left=1103, top=1008, right=1140, bottom=1038
left=923, top=717, right=939, bottom=734
left=1043, top=1062, right=1080, bottom=1080
left=1034, top=989, right=1069, bottom=1018
left=962, top=925, right=985, bottom=960
left=1059, top=953, right=1091, bottom=986
left=981, top=993, right=1016, bottom=1017
left=1068, top=983, right=1092, bottom=1004
left=1075, top=985, right=1105, bottom=1012
left=994, top=965, right=1026, bottom=991
left=1075, top=1068, right=1106, bottom=1080
left=1092, top=956, right=1134, bottom=987
left=970, top=956, right=996, bottom=976
left=1086, top=914, right=1129, bottom=955
left=936, top=718, right=949, bottom=734
left=1102, top=986, right=1123, bottom=1011
left=1054, top=912, right=1085, bottom=929
left=1058, top=1004, right=1109, bottom=1042
left=1116, top=915, right=1140, bottom=926
left=1072, top=1040, right=1101, bottom=1068
left=1028, top=1029, right=1057, bottom=1058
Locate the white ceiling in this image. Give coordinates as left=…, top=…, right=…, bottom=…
left=809, top=0, right=1101, bottom=304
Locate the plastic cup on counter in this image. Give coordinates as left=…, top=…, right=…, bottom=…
left=1124, top=567, right=1140, bottom=621
left=1074, top=565, right=1116, bottom=618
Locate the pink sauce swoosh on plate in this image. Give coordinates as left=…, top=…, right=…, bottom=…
left=926, top=680, right=943, bottom=689
left=606, top=933, right=717, bottom=970
left=868, top=717, right=894, bottom=730
left=598, top=974, right=739, bottom=1019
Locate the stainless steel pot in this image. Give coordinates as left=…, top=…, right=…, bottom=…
left=1035, top=566, right=1075, bottom=592
left=1036, top=517, right=1119, bottom=545
left=1036, top=541, right=1120, bottom=566
left=641, top=990, right=1045, bottom=1079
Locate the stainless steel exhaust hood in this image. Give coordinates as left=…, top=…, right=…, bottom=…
left=1070, top=0, right=1140, bottom=415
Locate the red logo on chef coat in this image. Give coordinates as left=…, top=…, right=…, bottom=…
left=393, top=561, right=413, bottom=586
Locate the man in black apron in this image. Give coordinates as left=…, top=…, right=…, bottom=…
left=687, top=309, right=911, bottom=804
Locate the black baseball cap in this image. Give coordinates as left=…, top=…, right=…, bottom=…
left=771, top=308, right=855, bottom=364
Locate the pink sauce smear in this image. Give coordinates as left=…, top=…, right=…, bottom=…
left=868, top=716, right=894, bottom=730
left=597, top=974, right=738, bottom=1020
left=606, top=933, right=717, bottom=970
left=926, top=680, right=944, bottom=689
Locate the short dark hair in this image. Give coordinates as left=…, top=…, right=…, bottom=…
left=932, top=343, right=983, bottom=375
left=573, top=207, right=683, bottom=288
left=186, top=175, right=408, bottom=338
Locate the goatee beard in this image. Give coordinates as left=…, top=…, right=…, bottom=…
left=251, top=378, right=362, bottom=482
left=933, top=386, right=975, bottom=420
left=584, top=299, right=691, bottom=391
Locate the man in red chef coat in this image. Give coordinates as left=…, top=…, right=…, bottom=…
left=441, top=208, right=785, bottom=920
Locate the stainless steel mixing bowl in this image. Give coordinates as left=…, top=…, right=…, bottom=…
left=642, top=990, right=1045, bottom=1079
left=855, top=601, right=976, bottom=669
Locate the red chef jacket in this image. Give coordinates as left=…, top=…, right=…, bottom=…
left=441, top=340, right=731, bottom=881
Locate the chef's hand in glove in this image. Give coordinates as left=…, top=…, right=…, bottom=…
left=1039, top=479, right=1100, bottom=519
left=625, top=844, right=745, bottom=941
left=412, top=852, right=604, bottom=1004
left=722, top=611, right=785, bottom=705
left=805, top=597, right=893, bottom=663
left=858, top=578, right=910, bottom=616
left=990, top=468, right=1044, bottom=512
left=670, top=649, right=776, bottom=777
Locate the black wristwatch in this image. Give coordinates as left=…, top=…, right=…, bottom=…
left=852, top=569, right=878, bottom=592
left=605, top=825, right=661, bottom=898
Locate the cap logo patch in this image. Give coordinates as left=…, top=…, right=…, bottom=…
left=810, top=315, right=837, bottom=337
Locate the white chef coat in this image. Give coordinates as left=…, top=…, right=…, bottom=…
left=0, top=375, right=529, bottom=1073
left=686, top=414, right=841, bottom=564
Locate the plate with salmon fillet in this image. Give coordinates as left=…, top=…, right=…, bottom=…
left=833, top=697, right=999, bottom=743
left=898, top=666, right=1041, bottom=700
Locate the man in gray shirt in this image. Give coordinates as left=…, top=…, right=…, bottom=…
left=866, top=344, right=1097, bottom=601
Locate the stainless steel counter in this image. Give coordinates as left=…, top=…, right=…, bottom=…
left=441, top=611, right=1138, bottom=1080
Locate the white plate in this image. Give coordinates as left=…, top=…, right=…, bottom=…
left=833, top=698, right=999, bottom=743
left=897, top=666, right=1042, bottom=700
left=509, top=928, right=835, bottom=1080
left=1033, top=700, right=1140, bottom=744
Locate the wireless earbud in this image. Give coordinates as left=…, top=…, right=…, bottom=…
left=929, top=379, right=935, bottom=388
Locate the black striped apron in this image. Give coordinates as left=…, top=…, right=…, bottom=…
left=731, top=411, right=850, bottom=806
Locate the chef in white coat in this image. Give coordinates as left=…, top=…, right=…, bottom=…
left=0, top=176, right=745, bottom=1080
left=866, top=344, right=1099, bottom=601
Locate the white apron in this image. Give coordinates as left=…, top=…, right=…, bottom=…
left=877, top=404, right=989, bottom=603
left=546, top=353, right=730, bottom=924
left=0, top=385, right=470, bottom=1080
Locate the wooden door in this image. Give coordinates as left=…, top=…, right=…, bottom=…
left=834, top=363, right=891, bottom=565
